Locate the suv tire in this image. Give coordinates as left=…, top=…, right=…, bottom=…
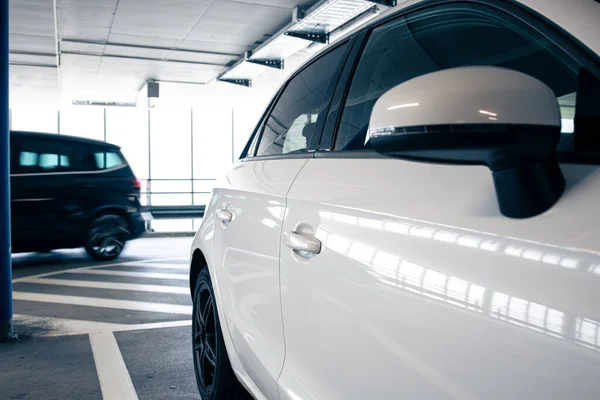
left=85, top=214, right=129, bottom=261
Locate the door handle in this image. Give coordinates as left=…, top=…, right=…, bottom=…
left=216, top=209, right=233, bottom=223
left=283, top=231, right=321, bottom=255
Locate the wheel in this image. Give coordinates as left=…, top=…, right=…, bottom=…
left=85, top=214, right=129, bottom=261
left=192, top=268, right=252, bottom=400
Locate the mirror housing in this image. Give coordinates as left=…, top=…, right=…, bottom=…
left=368, top=66, right=565, bottom=219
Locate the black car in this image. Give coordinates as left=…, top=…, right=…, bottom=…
left=9, top=131, right=146, bottom=260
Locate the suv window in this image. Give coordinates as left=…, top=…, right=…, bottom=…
left=95, top=151, right=124, bottom=169
left=255, top=43, right=349, bottom=157
left=334, top=3, right=600, bottom=152
left=12, top=138, right=84, bottom=174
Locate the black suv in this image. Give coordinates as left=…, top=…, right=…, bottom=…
left=10, top=131, right=146, bottom=260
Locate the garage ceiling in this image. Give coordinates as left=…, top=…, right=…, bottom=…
left=9, top=0, right=393, bottom=107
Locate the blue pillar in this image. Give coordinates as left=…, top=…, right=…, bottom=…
left=0, top=0, right=13, bottom=341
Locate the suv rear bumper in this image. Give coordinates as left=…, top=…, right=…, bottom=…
left=129, top=212, right=146, bottom=240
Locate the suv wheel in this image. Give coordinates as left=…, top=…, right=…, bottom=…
left=85, top=214, right=129, bottom=261
left=193, top=268, right=251, bottom=400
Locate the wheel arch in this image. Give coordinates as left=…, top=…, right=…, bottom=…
left=90, top=205, right=129, bottom=223
left=190, top=248, right=208, bottom=296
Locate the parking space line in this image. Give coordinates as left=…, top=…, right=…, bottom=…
left=12, top=257, right=188, bottom=283
left=125, top=262, right=189, bottom=270
left=64, top=269, right=189, bottom=280
left=14, top=313, right=126, bottom=336
left=114, top=320, right=192, bottom=332
left=13, top=314, right=192, bottom=337
left=90, top=332, right=139, bottom=400
left=28, top=278, right=190, bottom=294
left=13, top=292, right=192, bottom=315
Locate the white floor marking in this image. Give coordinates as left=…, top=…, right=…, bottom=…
left=12, top=256, right=187, bottom=283
left=127, top=262, right=189, bottom=270
left=65, top=269, right=189, bottom=280
left=12, top=254, right=192, bottom=400
left=90, top=332, right=139, bottom=400
left=14, top=314, right=126, bottom=336
left=13, top=314, right=191, bottom=337
left=28, top=278, right=190, bottom=294
left=114, top=320, right=192, bottom=332
left=13, top=292, right=192, bottom=315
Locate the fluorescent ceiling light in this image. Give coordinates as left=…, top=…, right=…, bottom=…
left=219, top=0, right=395, bottom=85
left=72, top=100, right=136, bottom=107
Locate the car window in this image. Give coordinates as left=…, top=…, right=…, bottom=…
left=13, top=139, right=83, bottom=174
left=334, top=3, right=599, bottom=152
left=255, top=43, right=349, bottom=157
left=95, top=151, right=124, bottom=169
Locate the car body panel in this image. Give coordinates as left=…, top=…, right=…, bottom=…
left=278, top=157, right=600, bottom=400
left=210, top=158, right=309, bottom=400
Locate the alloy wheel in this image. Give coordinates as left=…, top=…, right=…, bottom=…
left=87, top=215, right=129, bottom=259
left=194, top=282, right=218, bottom=392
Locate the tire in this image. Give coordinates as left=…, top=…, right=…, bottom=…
left=192, top=268, right=252, bottom=400
left=85, top=214, right=129, bottom=261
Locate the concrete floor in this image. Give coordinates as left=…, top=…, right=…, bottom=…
left=0, top=237, right=200, bottom=400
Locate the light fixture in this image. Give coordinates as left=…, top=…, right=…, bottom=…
left=219, top=0, right=396, bottom=86
left=71, top=100, right=136, bottom=107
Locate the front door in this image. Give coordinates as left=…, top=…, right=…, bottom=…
left=278, top=3, right=600, bottom=399
left=211, top=39, right=352, bottom=399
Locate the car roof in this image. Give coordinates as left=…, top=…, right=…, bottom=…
left=10, top=130, right=120, bottom=150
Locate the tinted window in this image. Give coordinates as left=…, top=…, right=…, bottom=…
left=95, top=151, right=124, bottom=169
left=13, top=139, right=83, bottom=174
left=335, top=4, right=599, bottom=151
left=255, top=43, right=349, bottom=157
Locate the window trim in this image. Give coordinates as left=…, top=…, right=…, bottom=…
left=241, top=36, right=356, bottom=162
left=318, top=0, right=600, bottom=163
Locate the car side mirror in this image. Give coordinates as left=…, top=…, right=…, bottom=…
left=368, top=66, right=565, bottom=219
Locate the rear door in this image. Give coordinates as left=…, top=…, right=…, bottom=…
left=10, top=135, right=88, bottom=245
left=210, top=41, right=352, bottom=399
left=278, top=3, right=600, bottom=400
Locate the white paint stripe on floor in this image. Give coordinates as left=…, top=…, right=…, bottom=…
left=125, top=262, right=189, bottom=270
left=114, top=320, right=192, bottom=332
left=12, top=257, right=187, bottom=283
left=13, top=314, right=191, bottom=337
left=28, top=278, right=190, bottom=294
left=65, top=269, right=189, bottom=280
left=13, top=314, right=125, bottom=336
left=13, top=292, right=192, bottom=315
left=90, top=332, right=139, bottom=400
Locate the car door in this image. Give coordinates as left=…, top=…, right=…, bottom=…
left=278, top=2, right=600, bottom=400
left=210, top=41, right=352, bottom=400
left=10, top=135, right=85, bottom=247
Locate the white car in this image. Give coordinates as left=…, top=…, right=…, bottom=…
left=189, top=1, right=600, bottom=399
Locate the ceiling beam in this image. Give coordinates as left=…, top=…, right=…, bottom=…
left=60, top=51, right=229, bottom=67
left=9, top=51, right=56, bottom=58
left=9, top=62, right=57, bottom=69
left=60, top=39, right=242, bottom=58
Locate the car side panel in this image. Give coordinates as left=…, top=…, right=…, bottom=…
left=278, top=157, right=600, bottom=400
left=210, top=158, right=308, bottom=400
